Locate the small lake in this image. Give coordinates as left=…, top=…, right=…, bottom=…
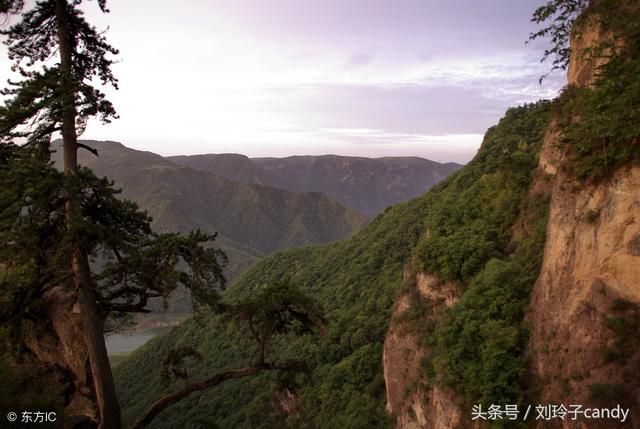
left=105, top=313, right=191, bottom=355
left=105, top=329, right=165, bottom=354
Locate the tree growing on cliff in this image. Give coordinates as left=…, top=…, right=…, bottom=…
left=1, top=1, right=128, bottom=425
left=0, top=145, right=228, bottom=419
left=0, top=146, right=326, bottom=428
left=529, top=0, right=589, bottom=75
left=530, top=0, right=640, bottom=179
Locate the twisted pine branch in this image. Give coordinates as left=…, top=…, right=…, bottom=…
left=130, top=362, right=292, bottom=429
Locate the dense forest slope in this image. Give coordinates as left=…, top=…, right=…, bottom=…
left=115, top=100, right=552, bottom=428
left=168, top=153, right=461, bottom=216
left=52, top=141, right=368, bottom=282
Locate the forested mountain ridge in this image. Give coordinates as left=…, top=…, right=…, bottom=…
left=51, top=140, right=368, bottom=282
left=168, top=153, right=462, bottom=216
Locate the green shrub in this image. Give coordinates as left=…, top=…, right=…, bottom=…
left=602, top=299, right=640, bottom=364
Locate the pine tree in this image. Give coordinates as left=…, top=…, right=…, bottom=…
left=0, top=143, right=228, bottom=426
left=1, top=2, right=122, bottom=426
left=0, top=2, right=227, bottom=427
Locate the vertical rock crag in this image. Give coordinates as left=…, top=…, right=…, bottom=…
left=526, top=14, right=640, bottom=428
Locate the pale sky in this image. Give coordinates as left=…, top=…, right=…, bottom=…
left=1, top=0, right=565, bottom=163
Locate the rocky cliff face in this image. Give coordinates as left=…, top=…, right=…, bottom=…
left=383, top=9, right=640, bottom=429
left=526, top=125, right=640, bottom=429
left=526, top=17, right=640, bottom=427
left=566, top=14, right=610, bottom=88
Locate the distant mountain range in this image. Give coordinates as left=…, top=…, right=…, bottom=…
left=51, top=140, right=368, bottom=284
left=168, top=153, right=462, bottom=216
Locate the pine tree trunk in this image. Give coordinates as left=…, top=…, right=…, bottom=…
left=55, top=1, right=121, bottom=427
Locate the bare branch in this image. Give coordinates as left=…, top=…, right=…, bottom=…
left=77, top=142, right=98, bottom=157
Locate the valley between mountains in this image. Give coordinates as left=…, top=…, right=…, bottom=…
left=52, top=142, right=459, bottom=310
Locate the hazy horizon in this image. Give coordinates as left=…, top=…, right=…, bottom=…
left=73, top=138, right=467, bottom=165
left=175, top=151, right=466, bottom=164
left=1, top=0, right=566, bottom=164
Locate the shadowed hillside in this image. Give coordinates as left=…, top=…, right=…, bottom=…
left=51, top=141, right=368, bottom=284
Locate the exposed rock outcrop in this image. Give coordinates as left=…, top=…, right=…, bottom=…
left=567, top=15, right=610, bottom=87
left=383, top=271, right=462, bottom=429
